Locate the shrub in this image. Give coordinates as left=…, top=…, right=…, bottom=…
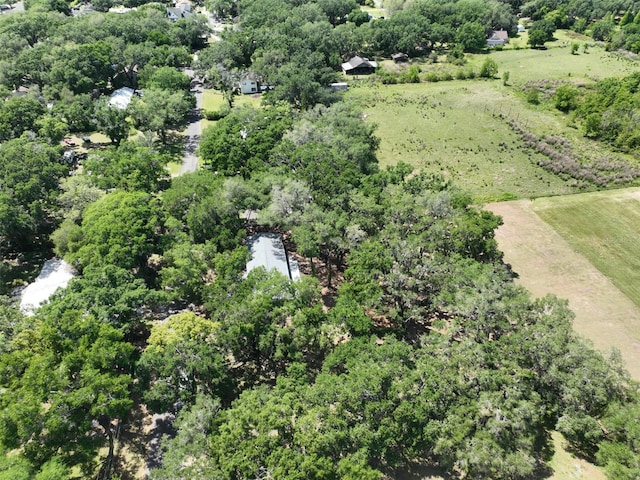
left=424, top=72, right=440, bottom=82
left=526, top=88, right=540, bottom=104
left=204, top=107, right=230, bottom=120
left=479, top=57, right=498, bottom=78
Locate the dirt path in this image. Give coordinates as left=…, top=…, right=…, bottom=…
left=487, top=199, right=640, bottom=381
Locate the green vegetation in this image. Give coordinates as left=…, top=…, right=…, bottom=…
left=4, top=0, right=640, bottom=478
left=534, top=190, right=640, bottom=309
left=347, top=82, right=577, bottom=201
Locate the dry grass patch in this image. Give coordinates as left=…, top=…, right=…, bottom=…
left=487, top=191, right=640, bottom=381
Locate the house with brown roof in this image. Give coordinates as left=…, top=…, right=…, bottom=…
left=487, top=30, right=509, bottom=47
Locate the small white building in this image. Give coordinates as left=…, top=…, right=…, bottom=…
left=239, top=74, right=260, bottom=94
left=330, top=82, right=349, bottom=91
left=108, top=87, right=142, bottom=110
left=19, top=259, right=75, bottom=315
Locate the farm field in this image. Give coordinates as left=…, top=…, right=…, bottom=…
left=349, top=42, right=640, bottom=201
left=486, top=189, right=640, bottom=381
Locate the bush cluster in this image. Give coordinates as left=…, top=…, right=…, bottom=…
left=508, top=120, right=640, bottom=186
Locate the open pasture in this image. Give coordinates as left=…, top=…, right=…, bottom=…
left=533, top=188, right=640, bottom=309
left=348, top=82, right=576, bottom=201
left=348, top=42, right=640, bottom=201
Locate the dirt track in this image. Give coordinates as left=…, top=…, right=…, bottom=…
left=487, top=199, right=640, bottom=381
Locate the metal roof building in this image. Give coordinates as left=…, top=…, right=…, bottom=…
left=246, top=233, right=301, bottom=281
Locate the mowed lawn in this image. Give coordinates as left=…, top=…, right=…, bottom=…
left=533, top=189, right=640, bottom=308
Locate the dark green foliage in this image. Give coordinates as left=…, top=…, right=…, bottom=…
left=574, top=72, right=640, bottom=153
left=82, top=140, right=169, bottom=192
left=554, top=83, right=579, bottom=112
left=42, top=264, right=165, bottom=331
left=0, top=137, right=68, bottom=254
left=65, top=190, right=165, bottom=271
left=0, top=309, right=134, bottom=472
left=0, top=95, right=45, bottom=141
left=93, top=100, right=130, bottom=146
left=137, top=312, right=231, bottom=412
left=456, top=21, right=487, bottom=52
left=199, top=105, right=294, bottom=175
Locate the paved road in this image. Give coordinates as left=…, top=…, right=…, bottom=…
left=181, top=68, right=203, bottom=175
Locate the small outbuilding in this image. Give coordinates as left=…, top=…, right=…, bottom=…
left=108, top=87, right=141, bottom=110
left=487, top=30, right=509, bottom=47
left=330, top=82, right=349, bottom=91
left=517, top=24, right=526, bottom=33
left=391, top=52, right=409, bottom=63
left=341, top=56, right=378, bottom=75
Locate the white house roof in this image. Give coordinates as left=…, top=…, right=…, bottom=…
left=108, top=87, right=135, bottom=109
left=19, top=258, right=75, bottom=315
left=246, top=233, right=300, bottom=281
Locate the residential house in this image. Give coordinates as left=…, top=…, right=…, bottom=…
left=239, top=74, right=260, bottom=94
left=487, top=30, right=509, bottom=47
left=167, top=2, right=192, bottom=21
left=341, top=56, right=378, bottom=75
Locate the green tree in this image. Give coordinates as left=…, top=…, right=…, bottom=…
left=479, top=57, right=498, bottom=78
left=94, top=99, right=130, bottom=146
left=528, top=28, right=548, bottom=48
left=0, top=310, right=134, bottom=473
left=67, top=190, right=165, bottom=271
left=138, top=66, right=191, bottom=91
left=0, top=137, right=67, bottom=254
left=554, top=83, right=579, bottom=112
left=82, top=140, right=169, bottom=192
left=137, top=312, right=231, bottom=411
left=129, top=88, right=194, bottom=144
left=456, top=22, right=487, bottom=52
left=0, top=95, right=45, bottom=141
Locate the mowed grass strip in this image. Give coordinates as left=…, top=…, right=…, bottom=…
left=533, top=189, right=640, bottom=308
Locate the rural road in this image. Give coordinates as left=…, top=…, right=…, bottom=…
left=181, top=67, right=203, bottom=175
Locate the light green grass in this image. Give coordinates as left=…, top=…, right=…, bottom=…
left=533, top=188, right=640, bottom=309
left=201, top=89, right=263, bottom=130
left=361, top=5, right=385, bottom=18
left=347, top=82, right=578, bottom=201
left=483, top=41, right=639, bottom=86
left=346, top=41, right=640, bottom=201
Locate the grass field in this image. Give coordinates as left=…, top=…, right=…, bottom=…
left=487, top=190, right=640, bottom=382
left=347, top=41, right=640, bottom=201
left=533, top=189, right=640, bottom=310
left=348, top=82, right=577, bottom=201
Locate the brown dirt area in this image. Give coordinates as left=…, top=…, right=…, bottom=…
left=486, top=199, right=640, bottom=381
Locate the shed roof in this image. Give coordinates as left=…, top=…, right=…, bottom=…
left=246, top=233, right=300, bottom=281
left=341, top=56, right=378, bottom=72
left=108, top=87, right=135, bottom=109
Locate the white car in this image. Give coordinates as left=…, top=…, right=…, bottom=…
left=0, top=4, right=12, bottom=10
